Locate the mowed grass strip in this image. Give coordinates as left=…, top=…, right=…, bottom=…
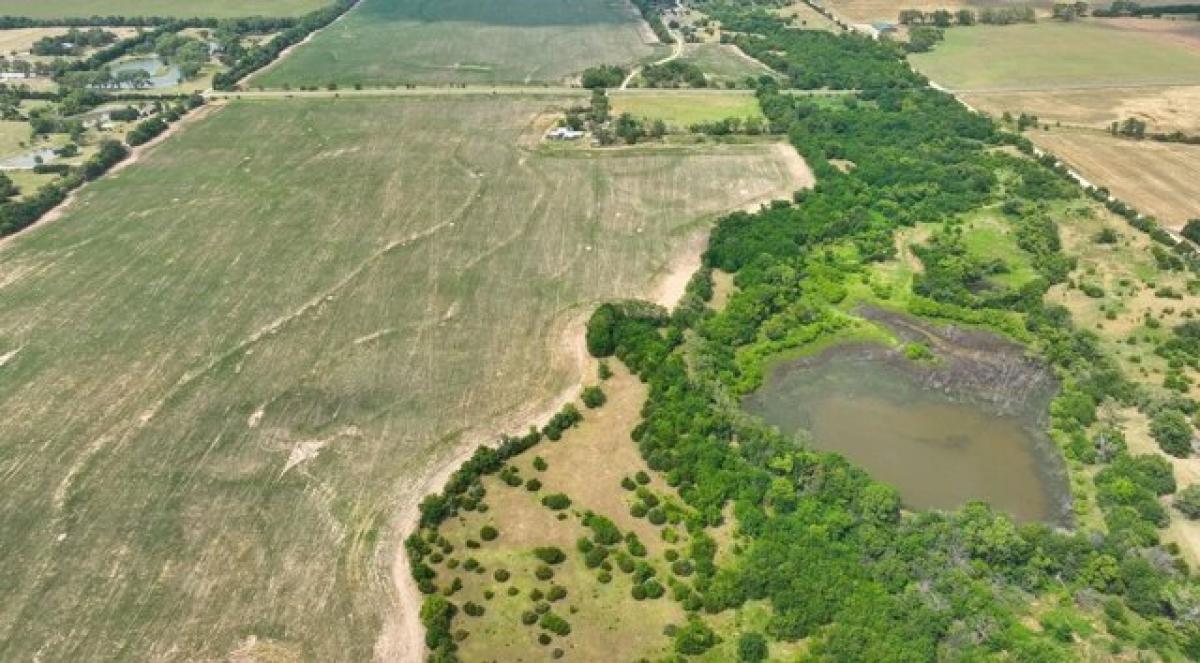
left=0, top=95, right=801, bottom=661
left=255, top=0, right=667, bottom=87
left=610, top=90, right=764, bottom=126
left=910, top=20, right=1200, bottom=90
left=0, top=0, right=328, bottom=18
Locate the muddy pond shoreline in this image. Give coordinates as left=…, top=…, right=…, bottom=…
left=743, top=306, right=1073, bottom=526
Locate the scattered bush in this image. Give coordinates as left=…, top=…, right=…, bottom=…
left=526, top=478, right=543, bottom=492
left=541, top=493, right=571, bottom=510
left=582, top=386, right=607, bottom=408
left=494, top=569, right=510, bottom=582
left=534, top=546, right=566, bottom=565
left=535, top=565, right=554, bottom=581
left=533, top=456, right=548, bottom=471
left=480, top=525, right=498, bottom=541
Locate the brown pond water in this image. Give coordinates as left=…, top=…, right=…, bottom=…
left=742, top=312, right=1072, bottom=524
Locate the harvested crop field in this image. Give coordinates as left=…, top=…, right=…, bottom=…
left=0, top=95, right=802, bottom=661
left=910, top=21, right=1200, bottom=91
left=962, top=84, right=1200, bottom=134
left=254, top=0, right=668, bottom=87
left=0, top=0, right=328, bottom=18
left=1031, top=129, right=1200, bottom=230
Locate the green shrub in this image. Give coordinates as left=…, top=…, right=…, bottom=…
left=480, top=525, right=498, bottom=541
left=547, top=585, right=567, bottom=601
left=533, top=456, right=548, bottom=471
left=525, top=478, right=543, bottom=491
left=674, top=617, right=719, bottom=655
left=534, top=546, right=566, bottom=565
left=521, top=610, right=538, bottom=625
left=1151, top=409, right=1194, bottom=457
left=540, top=611, right=572, bottom=636
left=582, top=386, right=607, bottom=408
left=541, top=493, right=571, bottom=510
left=535, top=565, right=554, bottom=581
left=738, top=632, right=769, bottom=662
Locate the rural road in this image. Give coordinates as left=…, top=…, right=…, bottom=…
left=208, top=86, right=836, bottom=101
left=620, top=26, right=685, bottom=89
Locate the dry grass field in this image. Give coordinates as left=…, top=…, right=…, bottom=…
left=910, top=20, right=1200, bottom=91
left=0, top=95, right=801, bottom=662
left=0, top=0, right=328, bottom=18
left=254, top=0, right=668, bottom=87
left=1032, top=129, right=1200, bottom=229
left=963, top=84, right=1200, bottom=135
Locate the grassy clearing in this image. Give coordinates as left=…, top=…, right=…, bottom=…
left=254, top=0, right=667, bottom=87
left=0, top=95, right=800, bottom=661
left=1032, top=128, right=1200, bottom=230
left=0, top=0, right=328, bottom=18
left=610, top=90, right=764, bottom=127
left=430, top=366, right=688, bottom=661
left=676, top=43, right=774, bottom=84
left=910, top=20, right=1200, bottom=90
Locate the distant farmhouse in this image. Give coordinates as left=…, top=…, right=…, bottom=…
left=546, top=126, right=585, bottom=140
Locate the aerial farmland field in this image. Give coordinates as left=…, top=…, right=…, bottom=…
left=0, top=0, right=329, bottom=18
left=0, top=95, right=801, bottom=661
left=254, top=0, right=667, bottom=87
left=909, top=20, right=1200, bottom=91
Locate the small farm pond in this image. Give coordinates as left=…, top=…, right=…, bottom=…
left=107, top=57, right=182, bottom=89
left=742, top=308, right=1072, bottom=524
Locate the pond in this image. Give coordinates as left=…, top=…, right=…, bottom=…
left=107, top=57, right=182, bottom=89
left=0, top=148, right=57, bottom=170
left=742, top=308, right=1072, bottom=524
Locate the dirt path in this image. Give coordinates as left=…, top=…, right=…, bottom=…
left=620, top=27, right=685, bottom=90
left=0, top=102, right=223, bottom=253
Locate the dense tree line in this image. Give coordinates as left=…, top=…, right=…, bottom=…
left=639, top=60, right=707, bottom=88
left=704, top=7, right=923, bottom=89
left=1095, top=1, right=1200, bottom=16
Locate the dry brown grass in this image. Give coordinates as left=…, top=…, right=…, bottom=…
left=963, top=85, right=1200, bottom=135
left=1031, top=129, right=1200, bottom=230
